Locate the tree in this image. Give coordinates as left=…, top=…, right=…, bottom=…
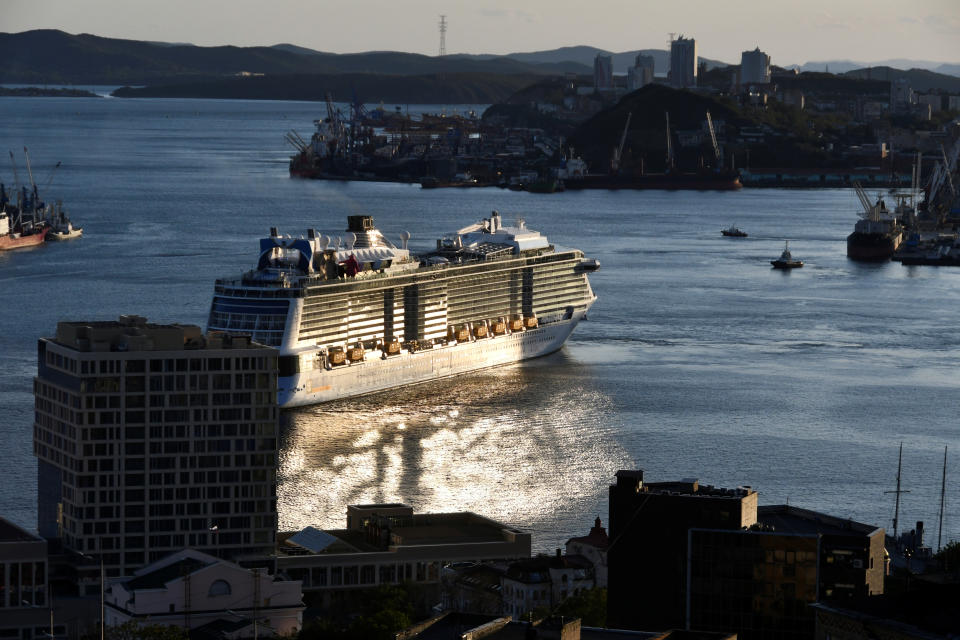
left=553, top=588, right=607, bottom=627
left=935, top=540, right=960, bottom=575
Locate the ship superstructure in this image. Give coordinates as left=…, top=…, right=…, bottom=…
left=208, top=212, right=598, bottom=407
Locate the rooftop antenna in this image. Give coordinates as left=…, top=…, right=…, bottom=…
left=937, top=445, right=947, bottom=552
left=884, top=442, right=910, bottom=539
left=438, top=15, right=447, bottom=57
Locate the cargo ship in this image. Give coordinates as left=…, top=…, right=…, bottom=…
left=207, top=212, right=598, bottom=408
left=847, top=183, right=906, bottom=261
left=0, top=209, right=48, bottom=250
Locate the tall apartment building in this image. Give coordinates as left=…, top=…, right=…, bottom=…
left=628, top=54, right=656, bottom=91
left=670, top=36, right=697, bottom=88
left=740, top=47, right=771, bottom=84
left=33, top=316, right=279, bottom=593
left=594, top=54, right=613, bottom=91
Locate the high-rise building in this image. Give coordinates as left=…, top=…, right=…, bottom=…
left=628, top=54, right=656, bottom=91
left=670, top=36, right=697, bottom=88
left=594, top=54, right=613, bottom=91
left=33, top=316, right=279, bottom=593
left=740, top=47, right=771, bottom=84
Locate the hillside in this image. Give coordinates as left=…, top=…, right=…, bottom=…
left=842, top=66, right=960, bottom=93
left=0, top=30, right=577, bottom=84
left=111, top=72, right=540, bottom=104
left=504, top=46, right=729, bottom=74
left=566, top=84, right=835, bottom=173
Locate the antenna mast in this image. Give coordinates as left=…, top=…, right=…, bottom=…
left=884, top=442, right=910, bottom=539
left=938, top=445, right=947, bottom=552
left=438, top=15, right=447, bottom=57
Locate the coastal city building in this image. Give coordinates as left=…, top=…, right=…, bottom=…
left=606, top=471, right=886, bottom=639
left=0, top=517, right=58, bottom=640
left=32, top=316, right=279, bottom=593
left=628, top=54, right=656, bottom=91
left=740, top=47, right=771, bottom=84
left=277, top=504, right=531, bottom=609
left=607, top=471, right=758, bottom=630
left=593, top=54, right=613, bottom=91
left=104, top=549, right=304, bottom=635
left=564, top=517, right=609, bottom=587
left=501, top=551, right=595, bottom=619
left=670, top=36, right=698, bottom=88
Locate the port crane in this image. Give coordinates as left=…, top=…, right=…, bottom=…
left=611, top=112, right=632, bottom=174
left=705, top=111, right=721, bottom=168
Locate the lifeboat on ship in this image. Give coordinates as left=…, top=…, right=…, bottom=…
left=328, top=348, right=346, bottom=366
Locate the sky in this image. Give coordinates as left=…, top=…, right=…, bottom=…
left=7, top=0, right=960, bottom=66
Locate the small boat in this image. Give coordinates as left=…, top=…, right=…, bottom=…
left=771, top=240, right=803, bottom=269
left=722, top=225, right=748, bottom=237
left=46, top=201, right=82, bottom=241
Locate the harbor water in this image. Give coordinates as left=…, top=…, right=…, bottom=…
left=1, top=95, right=958, bottom=552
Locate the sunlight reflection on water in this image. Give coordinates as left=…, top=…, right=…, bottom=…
left=277, top=359, right=632, bottom=549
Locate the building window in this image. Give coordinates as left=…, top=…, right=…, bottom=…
left=208, top=580, right=231, bottom=596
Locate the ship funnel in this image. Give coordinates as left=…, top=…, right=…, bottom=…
left=491, top=210, right=500, bottom=232
left=400, top=230, right=411, bottom=251
left=270, top=227, right=279, bottom=237
left=308, top=228, right=317, bottom=239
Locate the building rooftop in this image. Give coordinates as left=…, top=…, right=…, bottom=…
left=279, top=511, right=528, bottom=556
left=644, top=479, right=755, bottom=499
left=0, top=517, right=43, bottom=543
left=49, top=315, right=267, bottom=353
left=124, top=556, right=214, bottom=590
left=758, top=505, right=882, bottom=537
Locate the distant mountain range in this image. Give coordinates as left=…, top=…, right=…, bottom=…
left=793, top=59, right=960, bottom=77
left=0, top=30, right=589, bottom=85
left=2, top=29, right=958, bottom=95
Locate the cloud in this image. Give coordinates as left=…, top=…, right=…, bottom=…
left=478, top=7, right=537, bottom=23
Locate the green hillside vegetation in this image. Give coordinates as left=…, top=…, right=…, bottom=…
left=112, top=72, right=541, bottom=104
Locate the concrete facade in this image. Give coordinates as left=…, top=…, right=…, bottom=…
left=0, top=518, right=56, bottom=640
left=594, top=55, right=613, bottom=91
left=670, top=36, right=697, bottom=88
left=278, top=504, right=531, bottom=608
left=105, top=549, right=303, bottom=636
left=628, top=55, right=656, bottom=92
left=740, top=48, right=771, bottom=84
left=33, top=316, right=279, bottom=591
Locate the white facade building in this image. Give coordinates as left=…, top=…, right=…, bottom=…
left=628, top=54, right=656, bottom=91
left=500, top=553, right=595, bottom=619
left=740, top=47, right=771, bottom=84
left=564, top=517, right=609, bottom=588
left=105, top=549, right=304, bottom=637
left=670, top=36, right=697, bottom=88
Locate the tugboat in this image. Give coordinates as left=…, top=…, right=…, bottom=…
left=771, top=240, right=803, bottom=269
left=46, top=201, right=83, bottom=241
left=721, top=225, right=748, bottom=237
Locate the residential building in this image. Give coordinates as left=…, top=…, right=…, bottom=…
left=949, top=95, right=960, bottom=111
left=501, top=551, right=595, bottom=619
left=891, top=78, right=914, bottom=111
left=740, top=47, right=771, bottom=84
left=670, top=36, right=697, bottom=88
left=565, top=517, right=608, bottom=587
left=104, top=549, right=304, bottom=636
left=628, top=54, right=656, bottom=91
left=277, top=504, right=531, bottom=609
left=33, top=316, right=279, bottom=593
left=594, top=54, right=613, bottom=91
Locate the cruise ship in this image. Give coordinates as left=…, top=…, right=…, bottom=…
left=207, top=212, right=598, bottom=408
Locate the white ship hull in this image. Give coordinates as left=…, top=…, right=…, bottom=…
left=278, top=312, right=586, bottom=408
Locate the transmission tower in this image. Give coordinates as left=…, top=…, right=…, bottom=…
left=439, top=15, right=447, bottom=57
